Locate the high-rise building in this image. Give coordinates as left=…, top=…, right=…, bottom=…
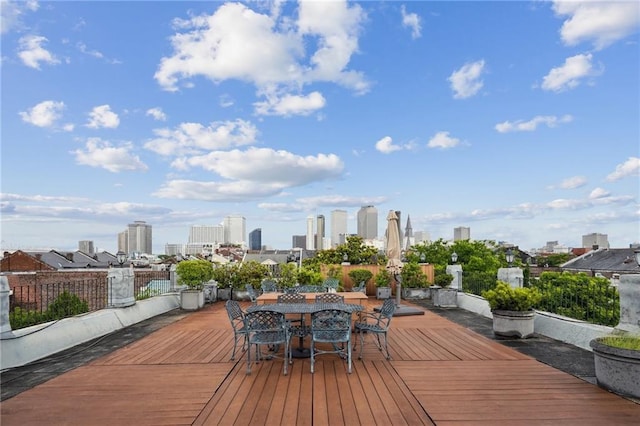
left=164, top=243, right=185, bottom=256
left=78, top=240, right=94, bottom=255
left=413, top=231, right=431, bottom=244
left=126, top=221, right=152, bottom=255
left=331, top=209, right=348, bottom=248
left=249, top=228, right=262, bottom=250
left=223, top=215, right=246, bottom=246
left=189, top=225, right=224, bottom=245
left=306, top=215, right=315, bottom=250
left=454, top=226, right=470, bottom=241
left=316, top=215, right=325, bottom=250
left=357, top=205, right=378, bottom=240
left=582, top=233, right=609, bottom=249
left=292, top=235, right=306, bottom=249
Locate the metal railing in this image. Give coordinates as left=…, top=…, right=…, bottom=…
left=9, top=270, right=172, bottom=330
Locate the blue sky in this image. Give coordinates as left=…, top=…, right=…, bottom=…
left=1, top=0, right=639, bottom=254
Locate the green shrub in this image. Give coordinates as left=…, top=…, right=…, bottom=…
left=482, top=281, right=541, bottom=311
left=401, top=262, right=430, bottom=288
left=434, top=269, right=454, bottom=287
left=374, top=268, right=392, bottom=287
left=9, top=307, right=47, bottom=329
left=46, top=291, right=89, bottom=320
left=297, top=267, right=323, bottom=285
left=598, top=335, right=640, bottom=350
left=348, top=269, right=373, bottom=287
left=176, top=259, right=214, bottom=289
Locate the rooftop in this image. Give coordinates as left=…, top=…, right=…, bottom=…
left=1, top=298, right=639, bottom=424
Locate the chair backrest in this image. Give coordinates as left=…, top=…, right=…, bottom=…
left=277, top=293, right=306, bottom=304
left=352, top=281, right=366, bottom=292
left=244, top=310, right=287, bottom=334
left=323, top=278, right=340, bottom=291
left=376, top=299, right=396, bottom=330
left=225, top=300, right=245, bottom=330
left=296, top=285, right=325, bottom=293
left=311, top=309, right=351, bottom=342
left=261, top=279, right=278, bottom=293
left=315, top=293, right=345, bottom=304
left=246, top=284, right=258, bottom=303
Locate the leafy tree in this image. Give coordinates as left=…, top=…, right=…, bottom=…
left=277, top=262, right=298, bottom=288
left=296, top=267, right=323, bottom=285
left=176, top=259, right=214, bottom=289
left=234, top=260, right=270, bottom=290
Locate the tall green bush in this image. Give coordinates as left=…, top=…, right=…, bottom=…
left=348, top=269, right=373, bottom=287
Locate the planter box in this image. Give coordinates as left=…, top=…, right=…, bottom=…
left=376, top=287, right=391, bottom=299
left=433, top=287, right=457, bottom=307
left=491, top=309, right=535, bottom=338
left=590, top=338, right=640, bottom=398
left=217, top=288, right=231, bottom=301
left=232, top=290, right=250, bottom=301
left=180, top=289, right=205, bottom=311
left=402, top=287, right=430, bottom=300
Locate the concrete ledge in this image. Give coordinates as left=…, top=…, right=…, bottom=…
left=0, top=293, right=180, bottom=371
left=456, top=292, right=613, bottom=351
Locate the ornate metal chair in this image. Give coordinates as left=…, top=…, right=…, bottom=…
left=244, top=310, right=291, bottom=375
left=225, top=300, right=248, bottom=361
left=315, top=293, right=345, bottom=305
left=261, top=279, right=278, bottom=293
left=294, top=285, right=325, bottom=293
left=351, top=281, right=366, bottom=293
left=323, top=278, right=340, bottom=292
left=310, top=308, right=353, bottom=373
left=353, top=298, right=396, bottom=360
left=245, top=284, right=258, bottom=305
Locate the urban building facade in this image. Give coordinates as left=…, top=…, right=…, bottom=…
left=316, top=215, right=325, bottom=250
left=78, top=240, right=95, bottom=255
left=357, top=205, right=378, bottom=240
left=223, top=215, right=246, bottom=246
left=189, top=225, right=224, bottom=245
left=249, top=228, right=262, bottom=251
left=122, top=221, right=152, bottom=255
left=582, top=233, right=610, bottom=250
left=306, top=215, right=315, bottom=250
left=454, top=226, right=470, bottom=241
left=331, top=209, right=348, bottom=248
left=292, top=235, right=306, bottom=249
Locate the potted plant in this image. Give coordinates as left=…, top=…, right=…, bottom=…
left=232, top=260, right=269, bottom=301
left=211, top=263, right=236, bottom=300
left=589, top=333, right=640, bottom=398
left=400, top=262, right=430, bottom=300
left=176, top=259, right=214, bottom=310
left=431, top=269, right=457, bottom=307
left=348, top=268, right=373, bottom=294
left=482, top=281, right=541, bottom=338
left=374, top=268, right=392, bottom=299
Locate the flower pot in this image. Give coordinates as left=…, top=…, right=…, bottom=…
left=433, top=287, right=457, bottom=307
left=180, top=289, right=205, bottom=311
left=217, top=288, right=231, bottom=301
left=491, top=309, right=535, bottom=338
left=376, top=287, right=391, bottom=299
left=590, top=338, right=640, bottom=398
left=402, top=287, right=430, bottom=300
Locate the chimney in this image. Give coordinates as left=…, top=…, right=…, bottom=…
left=592, top=244, right=599, bottom=251
left=66, top=252, right=74, bottom=261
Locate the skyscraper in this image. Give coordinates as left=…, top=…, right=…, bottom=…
left=126, top=221, right=152, bottom=255
left=306, top=215, right=315, bottom=250
left=454, top=226, right=470, bottom=241
left=316, top=214, right=325, bottom=250
left=224, top=215, right=246, bottom=246
left=78, top=240, right=95, bottom=255
left=357, top=205, right=378, bottom=240
left=582, top=233, right=609, bottom=249
left=189, top=225, right=224, bottom=244
left=331, top=209, right=348, bottom=248
left=249, top=228, right=262, bottom=250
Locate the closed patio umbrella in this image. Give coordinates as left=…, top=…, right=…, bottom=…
left=385, top=210, right=424, bottom=316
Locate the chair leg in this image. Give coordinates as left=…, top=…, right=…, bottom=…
left=310, top=339, right=315, bottom=373
left=382, top=334, right=391, bottom=360
left=358, top=330, right=365, bottom=360
left=347, top=340, right=352, bottom=373
left=246, top=343, right=252, bottom=375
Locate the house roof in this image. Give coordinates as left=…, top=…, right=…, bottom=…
left=561, top=247, right=639, bottom=274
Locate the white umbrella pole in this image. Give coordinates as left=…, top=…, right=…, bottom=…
left=395, top=272, right=402, bottom=307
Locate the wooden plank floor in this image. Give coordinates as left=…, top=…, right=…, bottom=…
left=1, top=299, right=639, bottom=425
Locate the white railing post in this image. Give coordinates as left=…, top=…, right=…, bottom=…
left=0, top=275, right=12, bottom=333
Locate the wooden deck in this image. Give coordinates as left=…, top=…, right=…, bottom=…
left=2, top=298, right=639, bottom=425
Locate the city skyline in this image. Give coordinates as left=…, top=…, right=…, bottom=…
left=2, top=1, right=638, bottom=253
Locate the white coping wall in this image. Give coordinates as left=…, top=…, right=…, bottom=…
left=1, top=293, right=180, bottom=371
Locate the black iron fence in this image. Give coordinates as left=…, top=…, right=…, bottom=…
left=8, top=270, right=172, bottom=330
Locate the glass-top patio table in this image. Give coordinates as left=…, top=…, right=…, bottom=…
left=246, top=302, right=364, bottom=358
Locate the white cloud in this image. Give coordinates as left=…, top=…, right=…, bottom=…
left=375, top=136, right=402, bottom=154
left=541, top=53, right=600, bottom=92
left=144, top=119, right=258, bottom=157
left=448, top=59, right=485, bottom=99
left=146, top=107, right=167, bottom=121
left=552, top=1, right=640, bottom=50
left=495, top=114, right=573, bottom=133
left=19, top=100, right=65, bottom=127
left=86, top=105, right=120, bottom=129
left=259, top=194, right=388, bottom=212
left=606, top=157, right=640, bottom=182
left=559, top=176, right=587, bottom=190
left=253, top=91, right=326, bottom=116
left=153, top=179, right=286, bottom=202
left=179, top=147, right=344, bottom=186
left=427, top=131, right=460, bottom=149
left=401, top=5, right=422, bottom=39
left=76, top=42, right=104, bottom=59
left=71, top=138, right=148, bottom=173
left=589, top=187, right=610, bottom=199
left=17, top=35, right=59, bottom=69
left=1, top=0, right=39, bottom=34
left=154, top=1, right=369, bottom=112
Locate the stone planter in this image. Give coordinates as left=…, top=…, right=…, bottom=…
left=590, top=338, right=640, bottom=398
left=433, top=287, right=457, bottom=308
left=180, top=289, right=205, bottom=311
left=376, top=287, right=391, bottom=299
left=402, top=287, right=430, bottom=300
left=491, top=309, right=535, bottom=338
left=217, top=288, right=231, bottom=301
left=232, top=289, right=250, bottom=301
